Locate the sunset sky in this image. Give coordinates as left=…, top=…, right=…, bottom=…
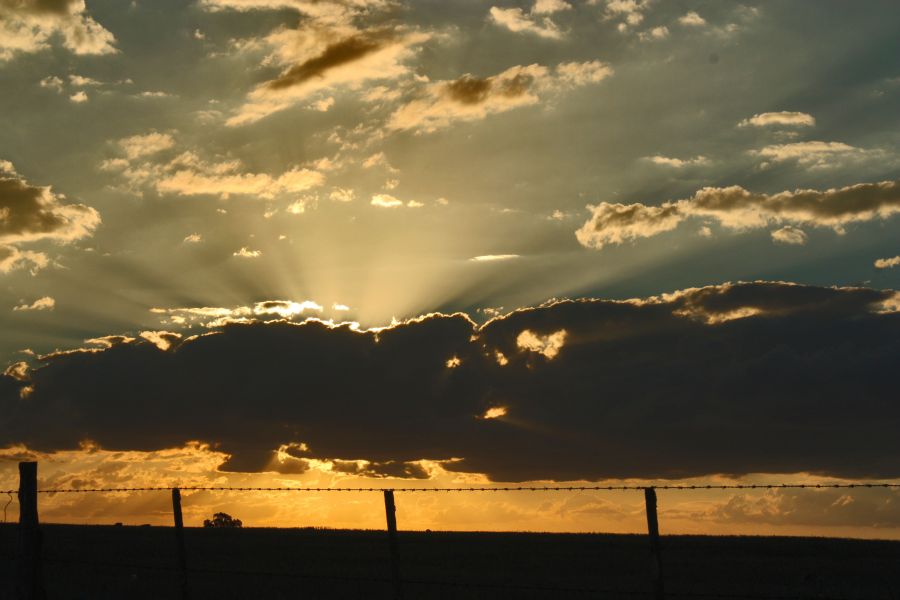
left=1, top=0, right=899, bottom=537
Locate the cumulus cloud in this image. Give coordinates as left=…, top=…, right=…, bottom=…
left=0, top=160, right=100, bottom=248
left=739, top=111, right=816, bottom=128
left=678, top=11, right=706, bottom=26
left=118, top=132, right=175, bottom=159
left=601, top=0, right=650, bottom=31
left=577, top=179, right=900, bottom=249
left=3, top=282, right=899, bottom=482
left=489, top=0, right=570, bottom=40
left=770, top=225, right=807, bottom=245
left=0, top=245, right=49, bottom=275
left=13, top=296, right=55, bottom=311
left=875, top=255, right=900, bottom=269
left=388, top=60, right=612, bottom=133
left=228, top=28, right=429, bottom=126
left=0, top=0, right=116, bottom=60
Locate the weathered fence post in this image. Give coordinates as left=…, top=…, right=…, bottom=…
left=171, top=488, right=190, bottom=600
left=383, top=490, right=403, bottom=600
left=644, top=487, right=664, bottom=600
left=16, top=461, right=44, bottom=600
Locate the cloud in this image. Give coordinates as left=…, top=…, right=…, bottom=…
left=150, top=299, right=326, bottom=328
left=117, top=132, right=175, bottom=160
left=678, top=11, right=706, bottom=27
left=0, top=160, right=101, bottom=248
left=388, top=60, right=612, bottom=133
left=371, top=193, right=402, bottom=208
left=233, top=247, right=262, bottom=258
left=770, top=226, right=807, bottom=246
left=13, top=296, right=55, bottom=311
left=577, top=178, right=900, bottom=249
left=0, top=245, right=49, bottom=275
left=739, top=111, right=816, bottom=128
left=3, top=281, right=899, bottom=482
left=228, top=28, right=429, bottom=126
left=645, top=155, right=709, bottom=168
left=601, top=0, right=650, bottom=31
left=68, top=90, right=87, bottom=103
left=489, top=4, right=566, bottom=40
left=704, top=488, right=900, bottom=528
left=103, top=136, right=325, bottom=200
left=0, top=0, right=116, bottom=60
left=638, top=26, right=668, bottom=41
left=470, top=254, right=520, bottom=262
left=183, top=233, right=202, bottom=244
left=752, top=141, right=869, bottom=169
left=532, top=0, right=571, bottom=14
left=875, top=255, right=900, bottom=269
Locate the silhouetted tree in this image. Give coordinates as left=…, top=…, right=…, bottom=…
left=203, top=512, right=243, bottom=528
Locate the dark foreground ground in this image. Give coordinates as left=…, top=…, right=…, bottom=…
left=2, top=524, right=900, bottom=599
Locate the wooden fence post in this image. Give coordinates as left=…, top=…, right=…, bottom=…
left=172, top=488, right=190, bottom=600
left=16, top=461, right=44, bottom=600
left=644, top=487, right=664, bottom=600
left=383, top=490, right=403, bottom=600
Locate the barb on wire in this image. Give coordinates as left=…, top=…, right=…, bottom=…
left=20, top=482, right=900, bottom=494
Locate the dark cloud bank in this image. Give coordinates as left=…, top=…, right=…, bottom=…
left=2, top=282, right=899, bottom=482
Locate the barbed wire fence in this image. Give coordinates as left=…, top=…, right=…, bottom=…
left=7, top=462, right=900, bottom=600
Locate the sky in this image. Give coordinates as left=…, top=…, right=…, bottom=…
left=1, top=0, right=899, bottom=537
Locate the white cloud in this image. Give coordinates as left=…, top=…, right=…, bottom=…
left=532, top=0, right=571, bottom=14
left=739, top=111, right=816, bottom=128
left=105, top=136, right=326, bottom=200
left=577, top=179, right=900, bottom=249
left=233, top=247, right=262, bottom=258
left=752, top=141, right=867, bottom=169
left=118, top=132, right=175, bottom=160
left=0, top=0, right=117, bottom=61
left=489, top=6, right=564, bottom=40
left=39, top=76, right=63, bottom=92
left=371, top=193, right=402, bottom=208
left=227, top=29, right=430, bottom=126
left=388, top=60, right=612, bottom=133
left=678, top=12, right=706, bottom=26
left=470, top=254, right=520, bottom=262
left=770, top=226, right=808, bottom=245
left=183, top=233, right=203, bottom=244
left=329, top=187, right=354, bottom=202
left=310, top=97, right=335, bottom=112
left=517, top=328, right=567, bottom=359
left=0, top=246, right=49, bottom=275
left=639, top=26, right=668, bottom=41
left=645, top=155, right=709, bottom=168
left=13, top=296, right=55, bottom=311
left=874, top=255, right=900, bottom=269
left=69, top=90, right=88, bottom=103
left=69, top=74, right=101, bottom=87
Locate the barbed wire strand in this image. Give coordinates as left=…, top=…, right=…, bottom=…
left=0, top=482, right=895, bottom=494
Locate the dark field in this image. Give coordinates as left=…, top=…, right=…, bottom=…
left=2, top=524, right=900, bottom=599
